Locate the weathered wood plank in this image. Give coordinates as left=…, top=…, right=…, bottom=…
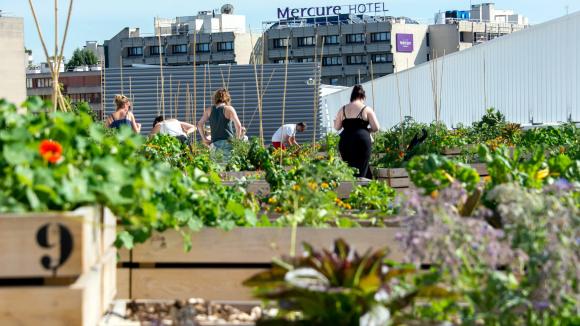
left=131, top=268, right=264, bottom=301
left=131, top=228, right=404, bottom=264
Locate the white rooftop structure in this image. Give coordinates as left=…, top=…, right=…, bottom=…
left=154, top=4, right=246, bottom=35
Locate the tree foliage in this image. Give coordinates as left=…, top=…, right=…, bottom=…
left=65, top=48, right=98, bottom=70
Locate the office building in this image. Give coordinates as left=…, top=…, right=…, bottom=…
left=430, top=3, right=528, bottom=58
left=104, top=5, right=258, bottom=68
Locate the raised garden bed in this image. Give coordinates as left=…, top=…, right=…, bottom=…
left=373, top=163, right=489, bottom=189
left=117, top=227, right=402, bottom=301
left=222, top=179, right=372, bottom=197
left=0, top=207, right=117, bottom=326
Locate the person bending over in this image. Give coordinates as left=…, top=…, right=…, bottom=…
left=150, top=116, right=196, bottom=143
left=271, top=122, right=307, bottom=149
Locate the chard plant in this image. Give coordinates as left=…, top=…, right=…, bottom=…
left=244, top=239, right=454, bottom=326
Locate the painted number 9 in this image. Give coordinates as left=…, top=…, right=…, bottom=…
left=36, top=223, right=73, bottom=274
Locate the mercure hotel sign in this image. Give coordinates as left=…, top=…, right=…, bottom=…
left=277, top=2, right=388, bottom=19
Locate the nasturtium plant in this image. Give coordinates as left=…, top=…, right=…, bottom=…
left=406, top=154, right=480, bottom=195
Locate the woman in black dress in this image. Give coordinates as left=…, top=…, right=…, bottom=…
left=334, top=85, right=380, bottom=178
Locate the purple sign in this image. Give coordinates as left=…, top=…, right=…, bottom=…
left=396, top=33, right=414, bottom=53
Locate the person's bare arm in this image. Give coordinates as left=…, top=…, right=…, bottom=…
left=149, top=123, right=161, bottom=137
left=128, top=112, right=142, bottom=133
left=225, top=106, right=243, bottom=139
left=180, top=121, right=196, bottom=133
left=334, top=109, right=343, bottom=130
left=288, top=136, right=299, bottom=146
left=366, top=108, right=380, bottom=132
left=105, top=115, right=113, bottom=128
left=197, top=109, right=211, bottom=144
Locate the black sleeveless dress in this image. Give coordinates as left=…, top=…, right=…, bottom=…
left=338, top=106, right=372, bottom=178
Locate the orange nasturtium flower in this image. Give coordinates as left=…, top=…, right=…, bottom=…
left=39, top=140, right=63, bottom=164
left=398, top=151, right=405, bottom=159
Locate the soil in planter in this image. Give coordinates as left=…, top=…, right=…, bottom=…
left=124, top=299, right=262, bottom=325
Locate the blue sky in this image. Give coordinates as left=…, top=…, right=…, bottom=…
left=1, top=0, right=576, bottom=64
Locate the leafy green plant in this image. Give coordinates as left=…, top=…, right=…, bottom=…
left=406, top=154, right=480, bottom=195
left=244, top=239, right=453, bottom=325
left=346, top=180, right=397, bottom=215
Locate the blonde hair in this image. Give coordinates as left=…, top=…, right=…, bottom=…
left=114, top=94, right=130, bottom=110
left=213, top=88, right=231, bottom=106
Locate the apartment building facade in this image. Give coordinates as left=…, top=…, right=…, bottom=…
left=104, top=9, right=257, bottom=68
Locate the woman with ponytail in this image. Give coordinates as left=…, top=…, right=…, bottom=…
left=105, top=94, right=142, bottom=133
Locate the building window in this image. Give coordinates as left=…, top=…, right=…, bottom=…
left=297, top=57, right=314, bottom=63
left=273, top=38, right=289, bottom=48
left=370, top=32, right=390, bottom=42
left=297, top=36, right=315, bottom=47
left=196, top=43, right=210, bottom=53
left=150, top=46, right=165, bottom=55
left=426, top=33, right=430, bottom=47
left=346, top=33, right=365, bottom=44
left=329, top=77, right=339, bottom=85
left=347, top=55, right=367, bottom=65
left=371, top=53, right=393, bottom=63
left=324, top=35, right=340, bottom=45
left=127, top=46, right=143, bottom=57
left=322, top=56, right=342, bottom=66
left=172, top=44, right=188, bottom=54
left=274, top=59, right=292, bottom=64
left=217, top=41, right=234, bottom=52
left=37, top=78, right=53, bottom=88
left=26, top=78, right=33, bottom=89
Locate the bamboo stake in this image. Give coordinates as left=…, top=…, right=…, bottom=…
left=252, top=44, right=263, bottom=146
left=120, top=56, right=124, bottom=94
left=53, top=0, right=58, bottom=110
left=438, top=50, right=445, bottom=122
left=370, top=60, right=376, bottom=110
left=483, top=51, right=487, bottom=111
left=169, top=75, right=173, bottom=118
left=175, top=80, right=181, bottom=119
left=185, top=83, right=190, bottom=124
left=406, top=58, right=412, bottom=117
left=280, top=36, right=290, bottom=165
left=192, top=30, right=197, bottom=124
left=313, top=34, right=323, bottom=146
left=156, top=17, right=166, bottom=118
left=101, top=53, right=106, bottom=120
left=242, top=82, right=246, bottom=126
left=156, top=76, right=160, bottom=115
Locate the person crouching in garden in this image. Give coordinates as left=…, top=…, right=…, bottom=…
left=149, top=116, right=196, bottom=144
left=197, top=88, right=244, bottom=162
left=271, top=122, right=307, bottom=149
left=106, top=94, right=141, bottom=133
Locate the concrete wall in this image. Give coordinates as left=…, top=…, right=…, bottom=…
left=322, top=11, right=580, bottom=130
left=0, top=17, right=26, bottom=104
left=428, top=24, right=459, bottom=58
left=391, top=23, right=430, bottom=72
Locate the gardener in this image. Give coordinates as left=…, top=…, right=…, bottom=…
left=196, top=88, right=244, bottom=161
left=271, top=122, right=307, bottom=149
left=106, top=94, right=141, bottom=133
left=149, top=116, right=196, bottom=144
left=334, top=85, right=380, bottom=178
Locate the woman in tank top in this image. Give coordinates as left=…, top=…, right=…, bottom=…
left=150, top=116, right=196, bottom=143
left=334, top=85, right=380, bottom=178
left=196, top=88, right=244, bottom=161
left=105, top=95, right=141, bottom=133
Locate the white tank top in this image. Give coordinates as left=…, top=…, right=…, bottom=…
left=160, top=120, right=186, bottom=137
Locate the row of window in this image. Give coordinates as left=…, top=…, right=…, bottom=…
left=128, top=42, right=234, bottom=57
left=273, top=32, right=391, bottom=48
left=274, top=54, right=393, bottom=66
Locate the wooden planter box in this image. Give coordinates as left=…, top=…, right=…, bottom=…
left=222, top=179, right=371, bottom=198
left=117, top=227, right=402, bottom=301
left=373, top=163, right=489, bottom=190
left=0, top=207, right=118, bottom=326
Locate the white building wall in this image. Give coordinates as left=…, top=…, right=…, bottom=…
left=322, top=11, right=580, bottom=130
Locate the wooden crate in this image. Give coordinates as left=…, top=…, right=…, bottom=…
left=0, top=206, right=116, bottom=279
left=0, top=247, right=117, bottom=326
left=118, top=227, right=403, bottom=300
